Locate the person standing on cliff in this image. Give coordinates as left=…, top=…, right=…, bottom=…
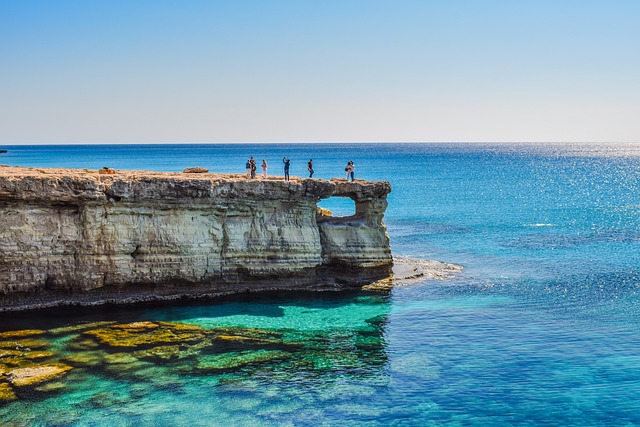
left=307, top=159, right=314, bottom=178
left=283, top=157, right=291, bottom=181
left=349, top=160, right=355, bottom=181
left=245, top=159, right=251, bottom=178
left=250, top=157, right=257, bottom=179
left=261, top=159, right=268, bottom=179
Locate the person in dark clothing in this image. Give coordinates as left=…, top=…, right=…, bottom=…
left=307, top=159, right=314, bottom=178
left=345, top=160, right=355, bottom=181
left=283, top=157, right=291, bottom=181
left=250, top=157, right=256, bottom=179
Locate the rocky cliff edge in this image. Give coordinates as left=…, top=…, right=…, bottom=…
left=0, top=166, right=392, bottom=309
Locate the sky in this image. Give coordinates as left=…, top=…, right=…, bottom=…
left=1, top=0, right=639, bottom=144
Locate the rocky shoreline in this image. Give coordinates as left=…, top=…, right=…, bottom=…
left=0, top=257, right=462, bottom=313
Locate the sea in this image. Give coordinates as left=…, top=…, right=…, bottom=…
left=1, top=143, right=640, bottom=426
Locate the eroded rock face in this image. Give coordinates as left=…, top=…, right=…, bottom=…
left=317, top=179, right=392, bottom=269
left=0, top=167, right=392, bottom=305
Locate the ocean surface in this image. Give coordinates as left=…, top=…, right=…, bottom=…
left=1, top=143, right=640, bottom=426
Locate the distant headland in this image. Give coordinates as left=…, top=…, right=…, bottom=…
left=0, top=166, right=397, bottom=311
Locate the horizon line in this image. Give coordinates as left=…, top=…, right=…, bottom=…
left=3, top=141, right=640, bottom=146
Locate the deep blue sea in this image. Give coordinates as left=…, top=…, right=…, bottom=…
left=1, top=143, right=640, bottom=426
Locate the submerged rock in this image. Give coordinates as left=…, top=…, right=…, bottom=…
left=0, top=336, right=57, bottom=373
left=33, top=381, right=67, bottom=393
left=211, top=327, right=286, bottom=347
left=0, top=358, right=28, bottom=368
left=67, top=338, right=100, bottom=351
left=103, top=353, right=139, bottom=366
left=133, top=345, right=184, bottom=362
left=7, top=364, right=73, bottom=387
left=62, top=351, right=107, bottom=368
left=0, top=330, right=46, bottom=339
left=83, top=321, right=207, bottom=349
left=0, top=382, right=16, bottom=402
left=115, top=321, right=159, bottom=330
left=49, top=321, right=117, bottom=336
left=21, top=351, right=56, bottom=361
left=195, top=349, right=291, bottom=372
left=0, top=348, right=22, bottom=359
left=0, top=338, right=50, bottom=350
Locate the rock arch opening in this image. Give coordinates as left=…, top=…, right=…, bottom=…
left=316, top=196, right=356, bottom=219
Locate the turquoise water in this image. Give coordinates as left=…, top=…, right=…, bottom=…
left=1, top=143, right=640, bottom=425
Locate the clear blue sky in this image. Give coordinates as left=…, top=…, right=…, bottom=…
left=1, top=0, right=639, bottom=144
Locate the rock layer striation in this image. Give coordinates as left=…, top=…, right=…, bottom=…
left=0, top=166, right=392, bottom=308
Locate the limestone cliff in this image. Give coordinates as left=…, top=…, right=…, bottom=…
left=0, top=166, right=391, bottom=308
